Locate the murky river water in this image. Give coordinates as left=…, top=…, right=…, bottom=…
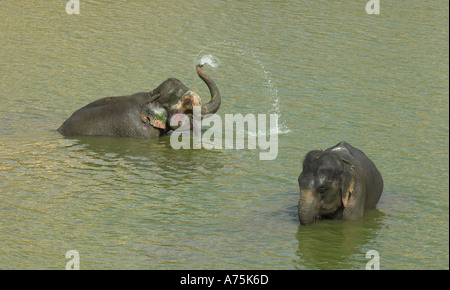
left=1, top=0, right=448, bottom=269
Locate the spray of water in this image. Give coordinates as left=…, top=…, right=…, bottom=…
left=199, top=54, right=220, bottom=68
left=195, top=41, right=290, bottom=136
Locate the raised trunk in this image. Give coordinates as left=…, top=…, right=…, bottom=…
left=196, top=64, right=221, bottom=117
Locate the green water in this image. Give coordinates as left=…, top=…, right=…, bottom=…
left=0, top=0, right=448, bottom=269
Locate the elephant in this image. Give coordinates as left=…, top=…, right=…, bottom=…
left=57, top=65, right=221, bottom=138
left=298, top=141, right=383, bottom=225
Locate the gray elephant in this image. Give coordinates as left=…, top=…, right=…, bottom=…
left=57, top=65, right=221, bottom=138
left=298, top=141, right=383, bottom=225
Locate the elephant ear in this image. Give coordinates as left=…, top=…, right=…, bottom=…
left=148, top=104, right=168, bottom=129
left=141, top=101, right=168, bottom=130
left=341, top=160, right=355, bottom=208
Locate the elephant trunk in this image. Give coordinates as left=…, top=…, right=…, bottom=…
left=298, top=189, right=320, bottom=225
left=196, top=64, right=221, bottom=117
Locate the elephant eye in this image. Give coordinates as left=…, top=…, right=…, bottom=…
left=317, top=187, right=328, bottom=194
left=183, top=98, right=192, bottom=106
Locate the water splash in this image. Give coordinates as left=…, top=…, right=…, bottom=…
left=198, top=54, right=220, bottom=68
left=195, top=41, right=290, bottom=135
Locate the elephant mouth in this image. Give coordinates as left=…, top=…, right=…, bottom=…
left=172, top=112, right=185, bottom=124
left=169, top=112, right=194, bottom=131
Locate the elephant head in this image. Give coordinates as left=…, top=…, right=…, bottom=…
left=140, top=64, right=221, bottom=131
left=297, top=150, right=356, bottom=225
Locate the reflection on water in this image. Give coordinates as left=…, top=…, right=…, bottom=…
left=295, top=210, right=385, bottom=269
left=62, top=135, right=226, bottom=186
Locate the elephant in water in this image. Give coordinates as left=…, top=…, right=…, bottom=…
left=298, top=141, right=383, bottom=225
left=57, top=65, right=221, bottom=138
